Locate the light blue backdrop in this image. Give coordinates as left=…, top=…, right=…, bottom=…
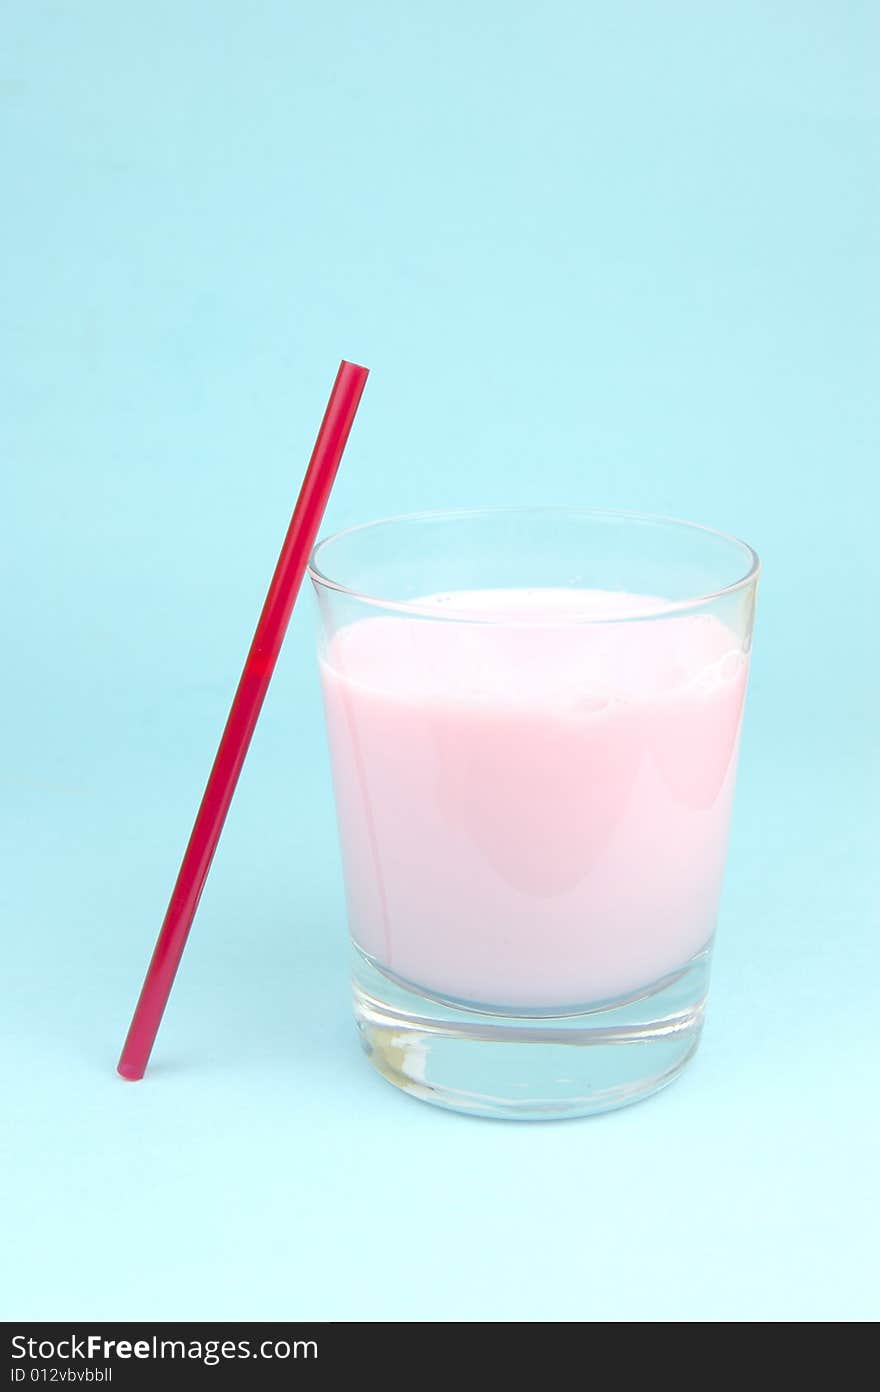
left=3, top=2, right=877, bottom=1321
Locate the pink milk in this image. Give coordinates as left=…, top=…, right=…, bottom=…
left=319, top=589, right=748, bottom=1010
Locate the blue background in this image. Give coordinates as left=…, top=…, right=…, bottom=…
left=3, top=2, right=877, bottom=1321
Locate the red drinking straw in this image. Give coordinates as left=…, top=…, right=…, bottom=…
left=118, top=360, right=370, bottom=1081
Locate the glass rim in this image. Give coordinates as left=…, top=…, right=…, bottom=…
left=308, top=505, right=761, bottom=624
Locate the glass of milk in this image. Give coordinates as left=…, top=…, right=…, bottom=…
left=309, top=508, right=759, bottom=1119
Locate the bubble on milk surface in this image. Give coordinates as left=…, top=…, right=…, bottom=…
left=691, top=648, right=742, bottom=694
left=718, top=649, right=742, bottom=681
left=569, top=686, right=613, bottom=715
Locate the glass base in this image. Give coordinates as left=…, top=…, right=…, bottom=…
left=352, top=947, right=711, bottom=1120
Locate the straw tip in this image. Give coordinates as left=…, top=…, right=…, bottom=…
left=340, top=359, right=369, bottom=378
left=117, top=1058, right=145, bottom=1082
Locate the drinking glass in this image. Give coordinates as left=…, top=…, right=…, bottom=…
left=309, top=508, right=759, bottom=1119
